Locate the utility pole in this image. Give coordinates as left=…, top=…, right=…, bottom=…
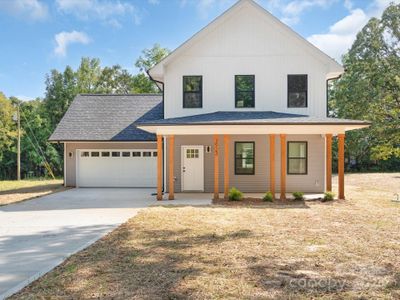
left=17, top=103, right=21, bottom=181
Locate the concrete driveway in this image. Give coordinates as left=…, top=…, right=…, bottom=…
left=0, top=188, right=156, bottom=299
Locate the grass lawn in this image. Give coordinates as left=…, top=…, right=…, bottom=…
left=10, top=173, right=400, bottom=299
left=0, top=179, right=65, bottom=206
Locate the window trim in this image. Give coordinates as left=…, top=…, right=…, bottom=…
left=235, top=75, right=255, bottom=108
left=234, top=141, right=255, bottom=175
left=183, top=75, right=203, bottom=108
left=287, top=74, right=308, bottom=108
left=287, top=141, right=308, bottom=175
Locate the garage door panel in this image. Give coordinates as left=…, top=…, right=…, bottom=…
left=77, top=150, right=157, bottom=188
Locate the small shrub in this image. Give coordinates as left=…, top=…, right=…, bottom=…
left=228, top=187, right=243, bottom=201
left=323, top=191, right=335, bottom=202
left=292, top=191, right=304, bottom=201
left=263, top=191, right=274, bottom=202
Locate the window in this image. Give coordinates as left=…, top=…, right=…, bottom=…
left=235, top=75, right=255, bottom=108
left=287, top=142, right=307, bottom=174
left=132, top=151, right=141, bottom=157
left=186, top=148, right=199, bottom=159
left=101, top=151, right=110, bottom=157
left=152, top=152, right=157, bottom=157
left=288, top=75, right=307, bottom=107
left=235, top=142, right=255, bottom=175
left=91, top=151, right=100, bottom=157
left=143, top=151, right=152, bottom=157
left=183, top=76, right=202, bottom=108
left=81, top=151, right=89, bottom=157
left=112, top=151, right=120, bottom=157
left=122, top=152, right=130, bottom=157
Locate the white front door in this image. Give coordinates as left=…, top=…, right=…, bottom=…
left=181, top=145, right=204, bottom=191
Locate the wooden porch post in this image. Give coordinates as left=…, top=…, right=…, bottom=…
left=157, top=135, right=163, bottom=201
left=213, top=135, right=219, bottom=200
left=280, top=134, right=286, bottom=200
left=168, top=135, right=175, bottom=200
left=326, top=134, right=332, bottom=192
left=269, top=134, right=275, bottom=199
left=338, top=133, right=345, bottom=199
left=223, top=134, right=230, bottom=199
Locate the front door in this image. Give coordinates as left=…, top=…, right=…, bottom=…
left=181, top=145, right=204, bottom=191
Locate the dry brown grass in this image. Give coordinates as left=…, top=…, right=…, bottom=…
left=10, top=173, right=400, bottom=299
left=0, top=179, right=66, bottom=206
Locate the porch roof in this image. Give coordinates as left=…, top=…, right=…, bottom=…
left=136, top=111, right=370, bottom=126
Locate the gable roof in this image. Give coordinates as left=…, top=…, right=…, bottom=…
left=137, top=111, right=370, bottom=126
left=149, top=0, right=343, bottom=81
left=49, top=94, right=163, bottom=142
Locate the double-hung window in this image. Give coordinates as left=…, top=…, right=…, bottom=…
left=183, top=76, right=202, bottom=108
left=235, top=142, right=255, bottom=175
left=288, top=74, right=307, bottom=108
left=235, top=75, right=255, bottom=108
left=287, top=142, right=307, bottom=174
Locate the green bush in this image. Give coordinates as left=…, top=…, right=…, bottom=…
left=263, top=191, right=274, bottom=202
left=292, top=191, right=304, bottom=201
left=323, top=191, right=335, bottom=202
left=228, top=187, right=243, bottom=201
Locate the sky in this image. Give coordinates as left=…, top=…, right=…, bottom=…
left=0, top=0, right=398, bottom=100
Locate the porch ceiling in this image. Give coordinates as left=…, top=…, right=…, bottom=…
left=136, top=123, right=369, bottom=135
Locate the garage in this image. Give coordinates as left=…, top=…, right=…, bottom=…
left=77, top=149, right=157, bottom=188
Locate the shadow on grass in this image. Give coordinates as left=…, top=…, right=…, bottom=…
left=11, top=226, right=253, bottom=299
left=0, top=183, right=64, bottom=196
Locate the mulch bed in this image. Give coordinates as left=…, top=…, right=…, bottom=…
left=212, top=197, right=308, bottom=206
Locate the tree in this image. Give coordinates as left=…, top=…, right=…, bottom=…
left=135, top=43, right=170, bottom=72
left=331, top=3, right=400, bottom=168
left=133, top=43, right=170, bottom=93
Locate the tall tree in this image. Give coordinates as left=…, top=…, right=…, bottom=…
left=134, top=43, right=170, bottom=93
left=331, top=3, right=400, bottom=168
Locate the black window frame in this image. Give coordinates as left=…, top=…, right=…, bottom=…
left=235, top=75, right=255, bottom=108
left=183, top=75, right=203, bottom=108
left=234, top=141, right=255, bottom=175
left=287, top=74, right=308, bottom=108
left=287, top=141, right=308, bottom=175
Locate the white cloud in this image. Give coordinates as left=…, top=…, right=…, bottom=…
left=54, top=31, right=91, bottom=57
left=281, top=0, right=336, bottom=24
left=56, top=0, right=142, bottom=26
left=0, top=0, right=48, bottom=21
left=307, top=0, right=400, bottom=62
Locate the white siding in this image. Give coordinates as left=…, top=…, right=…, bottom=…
left=163, top=2, right=331, bottom=119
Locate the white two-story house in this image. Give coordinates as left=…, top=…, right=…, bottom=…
left=50, top=0, right=369, bottom=200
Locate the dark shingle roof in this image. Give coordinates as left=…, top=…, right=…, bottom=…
left=49, top=94, right=163, bottom=141
left=137, top=111, right=370, bottom=126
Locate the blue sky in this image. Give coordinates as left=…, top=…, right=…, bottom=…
left=0, top=0, right=397, bottom=100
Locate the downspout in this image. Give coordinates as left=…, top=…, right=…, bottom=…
left=146, top=69, right=166, bottom=193
left=326, top=74, right=342, bottom=117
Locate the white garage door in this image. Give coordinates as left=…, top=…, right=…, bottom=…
left=77, top=149, right=157, bottom=187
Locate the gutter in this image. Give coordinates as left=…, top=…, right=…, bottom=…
left=326, top=74, right=342, bottom=117
left=146, top=69, right=166, bottom=195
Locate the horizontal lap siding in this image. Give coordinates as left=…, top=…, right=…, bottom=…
left=166, top=134, right=325, bottom=193
left=65, top=142, right=157, bottom=187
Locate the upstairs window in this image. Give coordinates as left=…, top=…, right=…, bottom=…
left=287, top=142, right=307, bottom=174
left=235, top=142, right=255, bottom=175
left=288, top=75, right=307, bottom=108
left=235, top=75, right=255, bottom=108
left=183, top=76, right=202, bottom=108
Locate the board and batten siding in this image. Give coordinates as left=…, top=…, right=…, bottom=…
left=65, top=142, right=157, bottom=187
left=165, top=134, right=325, bottom=193
left=163, top=3, right=333, bottom=119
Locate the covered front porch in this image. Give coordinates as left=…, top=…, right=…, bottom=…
left=137, top=111, right=370, bottom=201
